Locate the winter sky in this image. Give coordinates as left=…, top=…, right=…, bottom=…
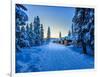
left=24, top=4, right=75, bottom=38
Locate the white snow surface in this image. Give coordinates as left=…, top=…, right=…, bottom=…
left=16, top=42, right=94, bottom=73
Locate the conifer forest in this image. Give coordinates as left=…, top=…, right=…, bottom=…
left=15, top=4, right=94, bottom=73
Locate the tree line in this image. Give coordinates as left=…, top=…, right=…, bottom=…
left=16, top=4, right=94, bottom=55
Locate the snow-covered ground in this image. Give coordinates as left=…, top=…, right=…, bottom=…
left=16, top=42, right=94, bottom=73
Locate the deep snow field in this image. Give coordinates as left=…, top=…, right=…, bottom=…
left=16, top=42, right=94, bottom=73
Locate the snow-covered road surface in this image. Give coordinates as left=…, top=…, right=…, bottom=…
left=16, top=42, right=94, bottom=72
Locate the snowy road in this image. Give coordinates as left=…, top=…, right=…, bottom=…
left=16, top=42, right=94, bottom=72
left=38, top=43, right=94, bottom=71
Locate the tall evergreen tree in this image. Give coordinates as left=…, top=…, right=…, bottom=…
left=71, top=24, right=74, bottom=34
left=28, top=23, right=34, bottom=46
left=21, top=26, right=25, bottom=32
left=26, top=23, right=31, bottom=46
left=16, top=4, right=28, bottom=51
left=19, top=26, right=28, bottom=48
left=47, top=27, right=51, bottom=39
left=26, top=23, right=30, bottom=33
left=59, top=32, right=62, bottom=38
left=40, top=24, right=44, bottom=43
left=33, top=16, right=41, bottom=45
left=68, top=30, right=71, bottom=37
left=72, top=8, right=94, bottom=55
left=72, top=8, right=87, bottom=54
left=30, top=22, right=33, bottom=31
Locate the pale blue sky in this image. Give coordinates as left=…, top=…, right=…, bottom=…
left=24, top=4, right=75, bottom=38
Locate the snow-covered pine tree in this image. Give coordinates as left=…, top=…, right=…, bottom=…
left=68, top=30, right=71, bottom=37
left=85, top=9, right=94, bottom=55
left=71, top=24, right=74, bottom=34
left=21, top=26, right=25, bottom=32
left=47, top=27, right=51, bottom=43
left=19, top=26, right=25, bottom=48
left=40, top=24, right=44, bottom=44
left=72, top=8, right=94, bottom=55
left=16, top=4, right=28, bottom=51
left=25, top=23, right=31, bottom=47
left=30, top=22, right=33, bottom=31
left=26, top=23, right=30, bottom=33
left=28, top=22, right=35, bottom=46
left=72, top=8, right=88, bottom=54
left=33, top=16, right=41, bottom=45
left=89, top=9, right=94, bottom=52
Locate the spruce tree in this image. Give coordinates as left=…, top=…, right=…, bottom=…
left=72, top=8, right=87, bottom=54
left=68, top=30, right=71, bottom=37
left=46, top=26, right=51, bottom=43
left=33, top=16, right=41, bottom=45
left=47, top=27, right=51, bottom=39
left=40, top=24, right=44, bottom=43
left=72, top=8, right=94, bottom=55
left=59, top=32, right=61, bottom=38
left=26, top=23, right=30, bottom=33
left=30, top=22, right=33, bottom=31
left=16, top=4, right=28, bottom=51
